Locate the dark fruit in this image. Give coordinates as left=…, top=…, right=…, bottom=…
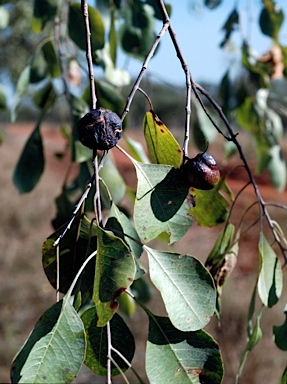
left=183, top=152, right=220, bottom=190
left=78, top=107, right=122, bottom=150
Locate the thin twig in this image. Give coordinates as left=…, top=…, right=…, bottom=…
left=81, top=0, right=97, bottom=109
left=156, top=0, right=191, bottom=157
left=121, top=19, right=170, bottom=122
left=107, top=321, right=112, bottom=384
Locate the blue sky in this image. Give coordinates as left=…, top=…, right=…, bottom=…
left=120, top=0, right=287, bottom=85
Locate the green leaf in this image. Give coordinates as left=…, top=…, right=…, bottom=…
left=107, top=203, right=143, bottom=260
left=13, top=124, right=44, bottom=193
left=237, top=310, right=262, bottom=379
left=119, top=2, right=156, bottom=60
left=145, top=247, right=216, bottom=331
left=124, top=135, right=150, bottom=163
left=0, top=83, right=6, bottom=109
left=83, top=80, right=125, bottom=118
left=11, top=301, right=62, bottom=383
left=43, top=214, right=97, bottom=294
left=205, top=223, right=235, bottom=267
left=99, top=154, right=126, bottom=205
left=220, top=8, right=239, bottom=48
left=273, top=309, right=287, bottom=350
left=133, top=161, right=193, bottom=243
left=93, top=227, right=136, bottom=326
left=11, top=65, right=31, bottom=122
left=268, top=144, right=286, bottom=191
left=32, top=0, right=58, bottom=32
left=146, top=315, right=223, bottom=384
left=259, top=1, right=284, bottom=39
left=0, top=5, right=9, bottom=28
left=109, top=8, right=117, bottom=66
left=143, top=110, right=183, bottom=167
left=204, top=0, right=222, bottom=9
left=68, top=3, right=105, bottom=51
left=281, top=366, right=287, bottom=384
left=17, top=297, right=85, bottom=383
left=193, top=101, right=217, bottom=151
left=81, top=307, right=135, bottom=376
left=30, top=50, right=48, bottom=83
left=190, top=178, right=232, bottom=226
left=42, top=40, right=61, bottom=78
left=30, top=79, right=56, bottom=109
left=205, top=224, right=238, bottom=295
left=258, top=233, right=283, bottom=307
left=146, top=0, right=172, bottom=19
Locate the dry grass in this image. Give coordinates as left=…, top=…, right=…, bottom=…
left=1, top=122, right=287, bottom=383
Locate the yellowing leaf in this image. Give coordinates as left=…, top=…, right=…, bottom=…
left=143, top=110, right=182, bottom=168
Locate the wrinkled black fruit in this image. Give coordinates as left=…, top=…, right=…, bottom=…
left=183, top=152, right=220, bottom=190
left=78, top=107, right=122, bottom=150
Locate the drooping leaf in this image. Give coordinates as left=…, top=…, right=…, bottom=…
left=109, top=7, right=117, bottom=66
left=143, top=110, right=182, bottom=167
left=13, top=124, right=44, bottom=193
left=13, top=297, right=85, bottom=384
left=68, top=2, right=105, bottom=51
left=32, top=0, right=58, bottom=32
left=146, top=315, right=223, bottom=384
left=259, top=1, right=284, bottom=39
left=117, top=291, right=137, bottom=317
left=83, top=80, right=125, bottom=119
left=30, top=79, right=56, bottom=109
left=205, top=224, right=238, bottom=295
left=43, top=214, right=97, bottom=294
left=133, top=161, right=193, bottom=243
left=107, top=203, right=143, bottom=260
left=258, top=233, right=283, bottom=307
left=268, top=144, right=286, bottom=191
left=93, top=227, right=136, bottom=326
left=145, top=247, right=216, bottom=331
left=146, top=0, right=172, bottom=19
left=81, top=307, right=135, bottom=376
left=119, top=2, right=156, bottom=60
left=204, top=0, right=222, bottom=10
left=281, top=366, right=287, bottom=384
left=190, top=178, right=232, bottom=226
left=11, top=65, right=31, bottom=122
left=273, top=309, right=287, bottom=351
left=42, top=40, right=61, bottom=78
left=237, top=310, right=262, bottom=379
left=220, top=8, right=239, bottom=48
left=193, top=101, right=218, bottom=151
left=11, top=301, right=62, bottom=383
left=99, top=154, right=126, bottom=205
left=30, top=50, right=48, bottom=83
left=124, top=135, right=150, bottom=163
left=0, top=83, right=6, bottom=109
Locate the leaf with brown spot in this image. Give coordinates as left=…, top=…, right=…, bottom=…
left=143, top=110, right=182, bottom=168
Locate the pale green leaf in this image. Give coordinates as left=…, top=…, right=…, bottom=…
left=146, top=315, right=223, bottom=384
left=145, top=247, right=216, bottom=331
left=133, top=161, right=193, bottom=243
left=258, top=233, right=283, bottom=307
left=124, top=135, right=150, bottom=163
left=18, top=297, right=85, bottom=383
left=268, top=144, right=286, bottom=191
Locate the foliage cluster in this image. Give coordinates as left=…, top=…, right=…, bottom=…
left=1, top=0, right=287, bottom=383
